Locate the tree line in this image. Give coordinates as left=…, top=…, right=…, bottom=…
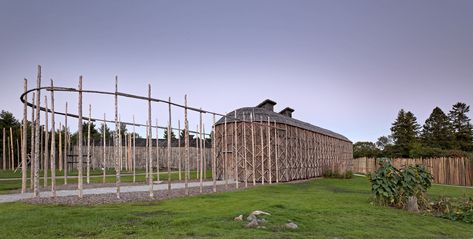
left=354, top=102, right=473, bottom=159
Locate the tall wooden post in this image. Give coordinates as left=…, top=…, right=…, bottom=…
left=64, top=102, right=68, bottom=184
left=178, top=120, right=181, bottom=181
left=21, top=79, right=27, bottom=193
left=212, top=113, right=216, bottom=192
left=114, top=76, right=120, bottom=199
left=275, top=120, right=279, bottom=183
left=103, top=114, right=107, bottom=183
left=155, top=119, right=159, bottom=181
left=260, top=120, right=264, bottom=184
left=251, top=113, right=256, bottom=185
left=234, top=111, right=239, bottom=188
left=184, top=95, right=189, bottom=195
left=199, top=110, right=203, bottom=193
left=132, top=115, right=135, bottom=183
left=30, top=92, right=35, bottom=189
left=87, top=104, right=91, bottom=184
left=2, top=128, right=5, bottom=170
left=267, top=117, right=271, bottom=184
left=243, top=114, right=248, bottom=188
left=10, top=127, right=14, bottom=170
left=44, top=96, right=49, bottom=187
left=50, top=79, right=56, bottom=196
left=167, top=97, right=172, bottom=195
left=147, top=84, right=154, bottom=198
left=33, top=65, right=41, bottom=197
left=77, top=76, right=83, bottom=198
left=224, top=115, right=228, bottom=189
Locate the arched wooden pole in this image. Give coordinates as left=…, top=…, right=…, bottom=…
left=87, top=104, right=91, bottom=184
left=43, top=96, right=49, bottom=188
left=184, top=95, right=189, bottom=195
left=167, top=97, right=172, bottom=195
left=114, top=76, right=120, bottom=199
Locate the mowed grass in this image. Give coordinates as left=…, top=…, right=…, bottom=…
left=0, top=176, right=472, bottom=239
left=0, top=169, right=212, bottom=193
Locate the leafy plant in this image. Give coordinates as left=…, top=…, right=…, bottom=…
left=430, top=197, right=473, bottom=223
left=368, top=159, right=433, bottom=208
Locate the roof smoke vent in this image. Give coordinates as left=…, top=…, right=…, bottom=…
left=256, top=99, right=277, bottom=112
left=279, top=107, right=294, bottom=118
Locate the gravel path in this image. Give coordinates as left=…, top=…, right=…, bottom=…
left=0, top=180, right=235, bottom=204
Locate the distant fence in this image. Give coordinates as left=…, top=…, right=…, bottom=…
left=351, top=157, right=473, bottom=186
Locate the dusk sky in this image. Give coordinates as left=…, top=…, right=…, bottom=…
left=0, top=0, right=472, bottom=142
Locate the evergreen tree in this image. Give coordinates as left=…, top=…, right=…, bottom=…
left=448, top=102, right=473, bottom=151
left=390, top=109, right=420, bottom=157
left=421, top=107, right=453, bottom=149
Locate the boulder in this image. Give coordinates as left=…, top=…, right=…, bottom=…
left=234, top=215, right=243, bottom=221
left=407, top=196, right=419, bottom=213
left=285, top=222, right=298, bottom=229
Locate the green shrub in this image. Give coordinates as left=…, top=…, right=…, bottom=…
left=431, top=197, right=473, bottom=224
left=368, top=159, right=433, bottom=208
left=323, top=170, right=353, bottom=179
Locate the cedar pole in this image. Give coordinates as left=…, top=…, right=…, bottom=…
left=50, top=79, right=56, bottom=196
left=64, top=102, right=68, bottom=184
left=103, top=114, right=106, bottom=183
left=260, top=120, right=264, bottom=184
left=132, top=115, right=136, bottom=183
left=21, top=79, right=27, bottom=193
left=33, top=65, right=41, bottom=197
left=285, top=124, right=288, bottom=181
left=178, top=120, right=181, bottom=180
left=2, top=128, right=5, bottom=170
left=267, top=117, right=271, bottom=184
left=155, top=118, right=159, bottom=181
left=251, top=113, right=256, bottom=185
left=58, top=122, right=62, bottom=182
left=243, top=113, right=248, bottom=188
left=212, top=113, right=217, bottom=192
left=203, top=124, right=206, bottom=179
left=184, top=95, right=189, bottom=195
left=234, top=111, right=238, bottom=188
left=77, top=76, right=83, bottom=198
left=147, top=84, right=154, bottom=198
left=114, top=76, right=120, bottom=198
left=10, top=127, right=14, bottom=170
left=44, top=96, right=49, bottom=187
left=224, top=114, right=228, bottom=189
left=199, top=110, right=203, bottom=193
left=167, top=97, right=172, bottom=195
left=275, top=120, right=279, bottom=183
left=30, top=92, right=35, bottom=189
left=87, top=104, right=91, bottom=184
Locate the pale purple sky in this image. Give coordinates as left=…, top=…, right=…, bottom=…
left=0, top=0, right=472, bottom=141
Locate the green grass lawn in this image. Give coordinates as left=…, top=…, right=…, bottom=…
left=0, top=176, right=472, bottom=238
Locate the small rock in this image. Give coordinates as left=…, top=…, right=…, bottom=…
left=247, top=214, right=257, bottom=222
left=234, top=215, right=243, bottom=221
left=285, top=222, right=298, bottom=229
left=250, top=210, right=271, bottom=216
left=407, top=196, right=419, bottom=213
left=245, top=219, right=259, bottom=228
